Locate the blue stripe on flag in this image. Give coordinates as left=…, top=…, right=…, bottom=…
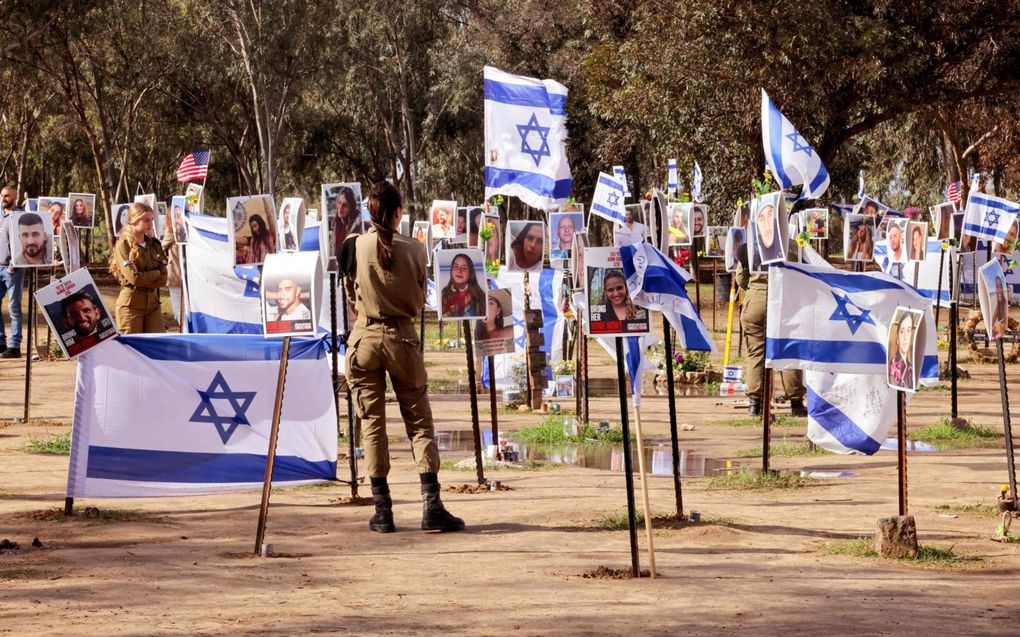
left=539, top=268, right=557, bottom=382
left=598, top=173, right=624, bottom=192
left=767, top=100, right=792, bottom=188
left=86, top=446, right=336, bottom=483
left=777, top=263, right=911, bottom=293
left=625, top=336, right=642, bottom=399
left=194, top=226, right=227, bottom=242
left=971, top=194, right=1020, bottom=214
left=483, top=78, right=567, bottom=116
left=766, top=338, right=886, bottom=365
left=484, top=166, right=573, bottom=199
left=963, top=222, right=1007, bottom=241
left=679, top=312, right=714, bottom=351
left=301, top=225, right=319, bottom=251
left=188, top=312, right=263, bottom=335
left=592, top=202, right=625, bottom=223
left=809, top=161, right=829, bottom=196
left=806, top=386, right=882, bottom=454
left=116, top=334, right=328, bottom=361
left=921, top=354, right=937, bottom=380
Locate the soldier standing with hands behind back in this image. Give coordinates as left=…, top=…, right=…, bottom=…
left=340, top=180, right=463, bottom=534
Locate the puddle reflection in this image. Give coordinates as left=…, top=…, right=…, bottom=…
left=879, top=439, right=939, bottom=452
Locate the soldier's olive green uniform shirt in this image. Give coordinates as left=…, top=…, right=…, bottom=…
left=343, top=229, right=428, bottom=322
left=113, top=236, right=168, bottom=334
left=343, top=227, right=439, bottom=478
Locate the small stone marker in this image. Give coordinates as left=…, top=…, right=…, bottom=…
left=875, top=515, right=918, bottom=558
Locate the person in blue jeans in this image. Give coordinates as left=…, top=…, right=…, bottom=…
left=0, top=185, right=25, bottom=358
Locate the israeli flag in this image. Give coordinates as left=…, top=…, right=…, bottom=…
left=832, top=202, right=855, bottom=217
left=592, top=333, right=659, bottom=408
left=667, top=159, right=678, bottom=193
left=66, top=335, right=337, bottom=498
left=805, top=370, right=902, bottom=455
left=612, top=165, right=630, bottom=197
left=761, top=89, right=830, bottom=200
left=874, top=239, right=954, bottom=308
left=962, top=188, right=1020, bottom=243
left=857, top=170, right=866, bottom=199
left=591, top=171, right=628, bottom=225
left=484, top=66, right=572, bottom=211
left=692, top=161, right=704, bottom=203
left=619, top=241, right=716, bottom=352
left=188, top=213, right=338, bottom=340
left=766, top=261, right=937, bottom=381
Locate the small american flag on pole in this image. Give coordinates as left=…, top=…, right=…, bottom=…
left=946, top=180, right=963, bottom=206
left=176, top=149, right=210, bottom=183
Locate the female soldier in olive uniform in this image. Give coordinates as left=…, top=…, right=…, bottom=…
left=341, top=180, right=463, bottom=533
left=109, top=202, right=168, bottom=334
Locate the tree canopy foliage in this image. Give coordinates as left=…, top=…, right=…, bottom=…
left=2, top=0, right=1018, bottom=234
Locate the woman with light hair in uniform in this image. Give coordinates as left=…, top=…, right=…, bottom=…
left=108, top=202, right=167, bottom=334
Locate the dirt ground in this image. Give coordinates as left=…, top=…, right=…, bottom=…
left=2, top=318, right=1020, bottom=635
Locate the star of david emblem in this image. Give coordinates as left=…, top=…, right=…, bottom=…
left=984, top=209, right=1001, bottom=228
left=516, top=112, right=551, bottom=167
left=513, top=316, right=527, bottom=349
left=786, top=131, right=813, bottom=156
left=829, top=292, right=875, bottom=335
left=606, top=190, right=621, bottom=209
left=189, top=371, right=257, bottom=444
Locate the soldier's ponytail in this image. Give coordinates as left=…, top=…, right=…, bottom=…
left=367, top=180, right=401, bottom=270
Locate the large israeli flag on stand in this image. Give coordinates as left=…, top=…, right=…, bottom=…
left=962, top=189, right=1020, bottom=242
left=766, top=261, right=937, bottom=381
left=66, top=334, right=337, bottom=498
left=484, top=66, right=572, bottom=210
left=761, top=89, right=830, bottom=200
left=619, top=241, right=716, bottom=352
left=805, top=371, right=901, bottom=455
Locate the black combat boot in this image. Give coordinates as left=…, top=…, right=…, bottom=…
left=419, top=472, right=464, bottom=532
left=748, top=398, right=762, bottom=416
left=790, top=399, right=808, bottom=418
left=368, top=477, right=395, bottom=533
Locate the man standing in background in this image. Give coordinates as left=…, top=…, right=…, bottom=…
left=0, top=185, right=25, bottom=358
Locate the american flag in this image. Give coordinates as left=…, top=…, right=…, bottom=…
left=176, top=150, right=210, bottom=183
left=946, top=180, right=963, bottom=206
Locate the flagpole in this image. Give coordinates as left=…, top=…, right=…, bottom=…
left=339, top=283, right=359, bottom=498
left=631, top=401, right=657, bottom=578
left=934, top=244, right=946, bottom=330
left=22, top=269, right=36, bottom=421
left=614, top=337, right=640, bottom=577
left=995, top=338, right=1018, bottom=504
left=254, top=335, right=291, bottom=555
left=949, top=252, right=960, bottom=421
left=661, top=315, right=684, bottom=519
left=762, top=368, right=773, bottom=475
left=463, top=326, right=486, bottom=485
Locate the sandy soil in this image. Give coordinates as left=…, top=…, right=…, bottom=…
left=2, top=327, right=1019, bottom=635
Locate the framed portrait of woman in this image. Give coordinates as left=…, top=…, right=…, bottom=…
left=226, top=194, right=278, bottom=267
left=67, top=193, right=96, bottom=229
left=886, top=306, right=924, bottom=392
left=435, top=248, right=487, bottom=321
left=474, top=288, right=515, bottom=356
left=978, top=259, right=1009, bottom=341
left=584, top=246, right=649, bottom=337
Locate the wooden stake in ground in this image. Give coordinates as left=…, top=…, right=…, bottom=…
left=23, top=269, right=36, bottom=421
left=661, top=314, right=684, bottom=519
left=487, top=354, right=499, bottom=448
left=463, top=326, right=486, bottom=485
left=339, top=283, right=359, bottom=498
left=995, top=338, right=1018, bottom=502
left=254, top=335, right=291, bottom=555
left=722, top=274, right=738, bottom=365
left=631, top=402, right=657, bottom=578
left=613, top=337, right=640, bottom=577
left=896, top=391, right=908, bottom=516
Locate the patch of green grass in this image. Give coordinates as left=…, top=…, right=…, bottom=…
left=272, top=480, right=343, bottom=493
left=935, top=502, right=998, bottom=516
left=706, top=469, right=813, bottom=490
left=825, top=537, right=877, bottom=558
left=510, top=416, right=628, bottom=445
left=721, top=415, right=803, bottom=428
left=917, top=384, right=949, bottom=392
left=595, top=510, right=644, bottom=530
left=825, top=538, right=978, bottom=567
left=704, top=381, right=720, bottom=393
left=25, top=432, right=71, bottom=455
left=735, top=442, right=828, bottom=458
left=911, top=417, right=1001, bottom=449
